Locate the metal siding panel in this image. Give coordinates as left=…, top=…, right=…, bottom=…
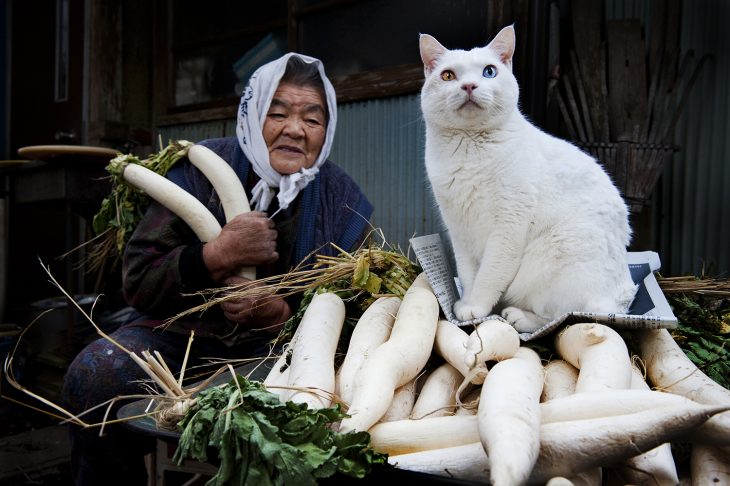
left=658, top=0, right=729, bottom=276
left=605, top=0, right=729, bottom=276
left=331, top=94, right=442, bottom=254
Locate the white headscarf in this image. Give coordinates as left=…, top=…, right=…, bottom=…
left=236, top=53, right=338, bottom=213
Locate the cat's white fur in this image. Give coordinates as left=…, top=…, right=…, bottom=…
left=419, top=25, right=638, bottom=332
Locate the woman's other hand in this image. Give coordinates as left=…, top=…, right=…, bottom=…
left=219, top=277, right=292, bottom=332
left=203, top=211, right=278, bottom=281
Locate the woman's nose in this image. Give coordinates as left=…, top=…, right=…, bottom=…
left=282, top=117, right=305, bottom=138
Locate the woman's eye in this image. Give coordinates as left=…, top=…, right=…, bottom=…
left=268, top=112, right=286, bottom=119
left=440, top=70, right=456, bottom=81
left=483, top=65, right=497, bottom=78
left=306, top=118, right=322, bottom=126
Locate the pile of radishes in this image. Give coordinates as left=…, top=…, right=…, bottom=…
left=264, top=273, right=730, bottom=485
left=120, top=144, right=727, bottom=483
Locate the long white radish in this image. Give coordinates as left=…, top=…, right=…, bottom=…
left=388, top=442, right=490, bottom=482
left=283, top=292, right=345, bottom=408
left=409, top=362, right=462, bottom=419
left=691, top=444, right=730, bottom=485
left=638, top=328, right=730, bottom=405
left=530, top=403, right=730, bottom=484
left=612, top=365, right=678, bottom=486
left=540, top=388, right=703, bottom=422
left=541, top=359, right=578, bottom=402
left=187, top=144, right=255, bottom=280
left=187, top=144, right=250, bottom=218
left=540, top=387, right=730, bottom=446
left=122, top=163, right=221, bottom=242
left=386, top=404, right=730, bottom=483
left=639, top=328, right=730, bottom=445
left=540, top=360, right=600, bottom=486
left=408, top=271, right=433, bottom=291
left=554, top=323, right=632, bottom=392
left=335, top=296, right=400, bottom=405
left=338, top=284, right=439, bottom=432
left=379, top=378, right=417, bottom=422
left=478, top=346, right=544, bottom=486
left=369, top=415, right=479, bottom=455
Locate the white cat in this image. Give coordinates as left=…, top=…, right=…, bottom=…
left=419, top=25, right=638, bottom=333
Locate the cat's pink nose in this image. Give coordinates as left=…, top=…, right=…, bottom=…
left=462, top=84, right=477, bottom=96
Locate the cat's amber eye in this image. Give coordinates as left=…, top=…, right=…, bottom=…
left=440, top=70, right=456, bottom=81
left=483, top=65, right=497, bottom=78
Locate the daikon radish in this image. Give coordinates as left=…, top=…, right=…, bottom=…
left=691, top=444, right=730, bottom=485
left=122, top=163, right=221, bottom=243
left=409, top=362, right=462, bottom=419
left=388, top=404, right=730, bottom=484
left=187, top=144, right=255, bottom=279
left=464, top=319, right=521, bottom=369
left=478, top=346, right=544, bottom=486
left=283, top=292, right=345, bottom=408
left=541, top=359, right=578, bottom=402
left=540, top=388, right=702, bottom=422
left=639, top=328, right=730, bottom=445
left=262, top=346, right=291, bottom=399
left=187, top=144, right=250, bottom=218
left=554, top=323, right=632, bottom=392
left=379, top=378, right=417, bottom=422
left=335, top=296, right=400, bottom=405
left=638, top=328, right=730, bottom=405
left=540, top=387, right=730, bottom=445
left=339, top=284, right=439, bottom=432
left=369, top=415, right=479, bottom=455
left=530, top=403, right=730, bottom=484
left=611, top=365, right=678, bottom=486
left=388, top=442, right=490, bottom=482
left=545, top=478, right=574, bottom=486
left=541, top=362, right=600, bottom=486
left=408, top=271, right=433, bottom=291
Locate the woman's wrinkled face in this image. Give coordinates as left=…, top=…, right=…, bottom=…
left=263, top=82, right=327, bottom=175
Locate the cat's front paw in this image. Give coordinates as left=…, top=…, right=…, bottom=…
left=501, top=307, right=546, bottom=333
left=454, top=300, right=490, bottom=321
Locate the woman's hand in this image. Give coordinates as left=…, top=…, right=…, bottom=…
left=203, top=211, right=278, bottom=281
left=219, top=277, right=292, bottom=333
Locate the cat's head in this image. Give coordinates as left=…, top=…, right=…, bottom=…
left=419, top=25, right=519, bottom=131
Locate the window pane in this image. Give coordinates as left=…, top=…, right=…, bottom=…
left=171, top=0, right=287, bottom=107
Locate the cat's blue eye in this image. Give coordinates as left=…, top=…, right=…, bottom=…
left=483, top=65, right=497, bottom=78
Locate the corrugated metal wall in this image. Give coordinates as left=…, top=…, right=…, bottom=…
left=329, top=95, right=443, bottom=254
left=606, top=0, right=729, bottom=277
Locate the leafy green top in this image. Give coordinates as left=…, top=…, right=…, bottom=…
left=174, top=374, right=387, bottom=486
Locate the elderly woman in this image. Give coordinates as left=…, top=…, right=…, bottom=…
left=61, top=53, right=372, bottom=485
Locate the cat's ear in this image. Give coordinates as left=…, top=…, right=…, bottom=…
left=488, top=24, right=516, bottom=69
left=419, top=34, right=447, bottom=76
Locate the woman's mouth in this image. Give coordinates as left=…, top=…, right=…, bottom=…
left=276, top=145, right=304, bottom=155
